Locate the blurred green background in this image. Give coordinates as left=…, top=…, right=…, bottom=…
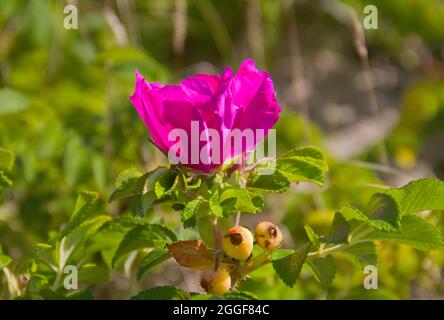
left=1, top=0, right=444, bottom=299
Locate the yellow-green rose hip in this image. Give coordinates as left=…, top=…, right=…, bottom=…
left=255, top=221, right=283, bottom=250
left=200, top=270, right=231, bottom=295
left=222, top=226, right=254, bottom=260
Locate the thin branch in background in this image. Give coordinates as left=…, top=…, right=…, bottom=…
left=287, top=2, right=311, bottom=144
left=172, top=0, right=188, bottom=60
left=287, top=2, right=328, bottom=211
left=117, top=0, right=140, bottom=46
left=361, top=183, right=392, bottom=190
left=0, top=20, right=17, bottom=86
left=246, top=0, right=265, bottom=66
left=3, top=268, right=20, bottom=299
left=345, top=159, right=412, bottom=178
left=350, top=9, right=389, bottom=166
left=103, top=5, right=129, bottom=47
left=193, top=0, right=236, bottom=63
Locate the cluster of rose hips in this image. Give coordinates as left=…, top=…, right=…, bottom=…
left=200, top=221, right=283, bottom=295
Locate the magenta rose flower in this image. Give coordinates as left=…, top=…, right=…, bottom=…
left=130, top=58, right=281, bottom=173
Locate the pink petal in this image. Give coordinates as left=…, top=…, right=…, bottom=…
left=232, top=59, right=281, bottom=133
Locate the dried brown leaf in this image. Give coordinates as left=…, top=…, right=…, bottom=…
left=167, top=240, right=214, bottom=270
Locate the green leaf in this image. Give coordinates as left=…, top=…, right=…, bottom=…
left=85, top=215, right=148, bottom=267
left=26, top=275, right=50, bottom=296
left=137, top=248, right=171, bottom=280
left=0, top=148, right=15, bottom=172
left=339, top=199, right=400, bottom=232
left=189, top=294, right=214, bottom=300
left=271, top=246, right=309, bottom=287
left=154, top=170, right=178, bottom=198
left=112, top=224, right=177, bottom=266
left=145, top=167, right=169, bottom=190
left=386, top=178, right=444, bottom=215
left=40, top=288, right=94, bottom=300
left=110, top=167, right=172, bottom=203
left=345, top=288, right=398, bottom=300
left=276, top=158, right=325, bottom=186
left=365, top=215, right=444, bottom=251
left=78, top=264, right=109, bottom=285
left=247, top=170, right=290, bottom=193
left=304, top=225, right=320, bottom=248
left=197, top=215, right=216, bottom=249
left=131, top=286, right=189, bottom=300
left=307, top=255, right=336, bottom=288
left=182, top=199, right=205, bottom=221
left=341, top=242, right=377, bottom=268
left=209, top=191, right=224, bottom=217
left=60, top=191, right=100, bottom=238
left=224, top=291, right=258, bottom=300
left=92, top=154, right=109, bottom=190
left=33, top=243, right=54, bottom=266
left=339, top=206, right=370, bottom=223
left=220, top=188, right=262, bottom=213
left=109, top=168, right=148, bottom=202
left=63, top=137, right=90, bottom=187
left=182, top=175, right=202, bottom=190
left=0, top=171, right=13, bottom=191
left=62, top=215, right=111, bottom=266
left=322, top=212, right=350, bottom=244
left=0, top=254, right=12, bottom=272
left=0, top=88, right=29, bottom=115
left=364, top=193, right=401, bottom=232
left=65, top=289, right=95, bottom=300
left=132, top=191, right=157, bottom=217
left=280, top=146, right=328, bottom=171
left=115, top=167, right=142, bottom=188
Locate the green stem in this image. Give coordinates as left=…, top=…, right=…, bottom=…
left=3, top=268, right=20, bottom=298
left=234, top=211, right=241, bottom=226
left=348, top=222, right=367, bottom=240
left=51, top=269, right=63, bottom=291
left=307, top=243, right=346, bottom=257
left=183, top=190, right=202, bottom=200
left=212, top=216, right=222, bottom=250
left=232, top=251, right=271, bottom=288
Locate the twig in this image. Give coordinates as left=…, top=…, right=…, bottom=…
left=350, top=10, right=389, bottom=166
left=234, top=211, right=241, bottom=226
left=361, top=183, right=392, bottom=190
left=288, top=3, right=311, bottom=143
left=345, top=159, right=411, bottom=178
left=183, top=189, right=202, bottom=200
left=3, top=268, right=20, bottom=298
left=212, top=216, right=222, bottom=250
left=173, top=0, right=187, bottom=59
left=103, top=5, right=129, bottom=47
left=117, top=0, right=140, bottom=46
left=246, top=0, right=265, bottom=66
left=193, top=0, right=235, bottom=63
left=307, top=243, right=346, bottom=257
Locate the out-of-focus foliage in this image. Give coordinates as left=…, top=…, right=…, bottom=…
left=1, top=0, right=444, bottom=300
